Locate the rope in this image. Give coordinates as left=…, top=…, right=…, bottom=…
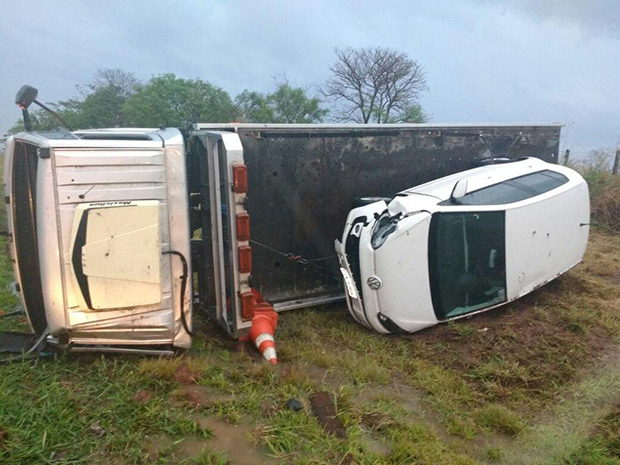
left=249, top=239, right=339, bottom=278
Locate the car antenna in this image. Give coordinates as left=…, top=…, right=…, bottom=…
left=15, top=85, right=74, bottom=132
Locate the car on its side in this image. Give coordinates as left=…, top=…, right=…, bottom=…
left=335, top=157, right=590, bottom=334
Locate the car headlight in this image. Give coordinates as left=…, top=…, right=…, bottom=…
left=371, top=212, right=398, bottom=249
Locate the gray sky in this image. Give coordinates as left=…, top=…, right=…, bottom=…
left=1, top=0, right=619, bottom=157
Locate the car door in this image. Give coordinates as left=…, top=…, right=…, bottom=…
left=504, top=174, right=589, bottom=300
left=432, top=168, right=589, bottom=318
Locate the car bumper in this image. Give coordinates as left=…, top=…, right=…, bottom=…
left=335, top=201, right=391, bottom=334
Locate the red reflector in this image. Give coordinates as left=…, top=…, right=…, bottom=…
left=236, top=213, right=250, bottom=242
left=239, top=245, right=252, bottom=273
left=240, top=291, right=254, bottom=320
left=232, top=164, right=248, bottom=193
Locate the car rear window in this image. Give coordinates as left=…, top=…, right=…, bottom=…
left=442, top=170, right=570, bottom=206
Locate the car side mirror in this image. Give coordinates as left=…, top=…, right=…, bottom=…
left=15, top=85, right=38, bottom=110
left=450, top=179, right=468, bottom=203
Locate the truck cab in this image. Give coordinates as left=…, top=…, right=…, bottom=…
left=4, top=128, right=192, bottom=353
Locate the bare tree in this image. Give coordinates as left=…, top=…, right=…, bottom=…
left=323, top=47, right=428, bottom=123
left=79, top=68, right=139, bottom=98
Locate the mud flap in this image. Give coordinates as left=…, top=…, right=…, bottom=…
left=0, top=331, right=52, bottom=363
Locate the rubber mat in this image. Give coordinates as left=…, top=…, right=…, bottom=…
left=0, top=331, right=38, bottom=354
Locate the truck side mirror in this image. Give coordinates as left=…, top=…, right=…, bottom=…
left=15, top=85, right=38, bottom=110
left=450, top=179, right=468, bottom=203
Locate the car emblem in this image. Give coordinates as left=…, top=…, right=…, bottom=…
left=367, top=276, right=382, bottom=290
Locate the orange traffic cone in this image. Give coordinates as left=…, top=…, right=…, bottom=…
left=247, top=304, right=278, bottom=365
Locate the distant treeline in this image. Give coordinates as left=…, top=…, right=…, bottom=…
left=7, top=47, right=428, bottom=134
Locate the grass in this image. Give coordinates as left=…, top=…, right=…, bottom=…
left=474, top=404, right=524, bottom=437
left=572, top=151, right=620, bottom=233
left=566, top=406, right=620, bottom=465
left=0, top=157, right=618, bottom=463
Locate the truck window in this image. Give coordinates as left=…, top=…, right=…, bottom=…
left=443, top=170, right=569, bottom=206
left=428, top=211, right=507, bottom=320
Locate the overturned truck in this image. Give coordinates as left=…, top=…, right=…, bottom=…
left=4, top=123, right=562, bottom=352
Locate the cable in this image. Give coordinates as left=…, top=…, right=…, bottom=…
left=249, top=239, right=339, bottom=278
left=25, top=328, right=49, bottom=356
left=163, top=250, right=194, bottom=337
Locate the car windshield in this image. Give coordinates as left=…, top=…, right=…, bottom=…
left=428, top=211, right=507, bottom=320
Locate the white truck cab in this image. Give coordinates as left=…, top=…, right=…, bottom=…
left=336, top=157, right=590, bottom=334
left=4, top=128, right=192, bottom=353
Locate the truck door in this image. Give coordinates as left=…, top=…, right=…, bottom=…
left=193, top=131, right=252, bottom=338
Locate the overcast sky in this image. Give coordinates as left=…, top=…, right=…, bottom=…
left=1, top=0, right=618, bottom=157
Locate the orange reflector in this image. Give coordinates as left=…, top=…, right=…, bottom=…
left=240, top=291, right=254, bottom=320
left=232, top=163, right=248, bottom=193
left=236, top=213, right=250, bottom=241
left=239, top=245, right=252, bottom=273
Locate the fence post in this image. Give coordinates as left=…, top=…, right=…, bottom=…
left=563, top=149, right=570, bottom=166
left=613, top=149, right=619, bottom=175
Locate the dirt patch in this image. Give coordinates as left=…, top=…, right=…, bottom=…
left=174, top=363, right=201, bottom=385
left=188, top=415, right=274, bottom=464
left=302, top=364, right=348, bottom=390
left=172, top=385, right=237, bottom=408
left=143, top=416, right=273, bottom=464
left=361, top=411, right=397, bottom=432
left=132, top=390, right=152, bottom=404
left=354, top=381, right=424, bottom=414
left=142, top=435, right=175, bottom=463
left=360, top=432, right=391, bottom=456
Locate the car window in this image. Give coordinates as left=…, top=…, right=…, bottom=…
left=428, top=211, right=507, bottom=320
left=455, top=182, right=532, bottom=205
left=441, top=170, right=569, bottom=206
left=509, top=170, right=568, bottom=195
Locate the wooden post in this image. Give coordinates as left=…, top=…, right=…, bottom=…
left=613, top=149, right=620, bottom=175
left=563, top=149, right=570, bottom=166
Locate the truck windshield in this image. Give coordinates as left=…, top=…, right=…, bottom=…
left=428, top=211, right=506, bottom=320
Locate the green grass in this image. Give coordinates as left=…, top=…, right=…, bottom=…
left=567, top=407, right=620, bottom=465
left=474, top=404, right=524, bottom=437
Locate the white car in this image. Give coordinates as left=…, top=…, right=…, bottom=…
left=335, top=157, right=590, bottom=334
